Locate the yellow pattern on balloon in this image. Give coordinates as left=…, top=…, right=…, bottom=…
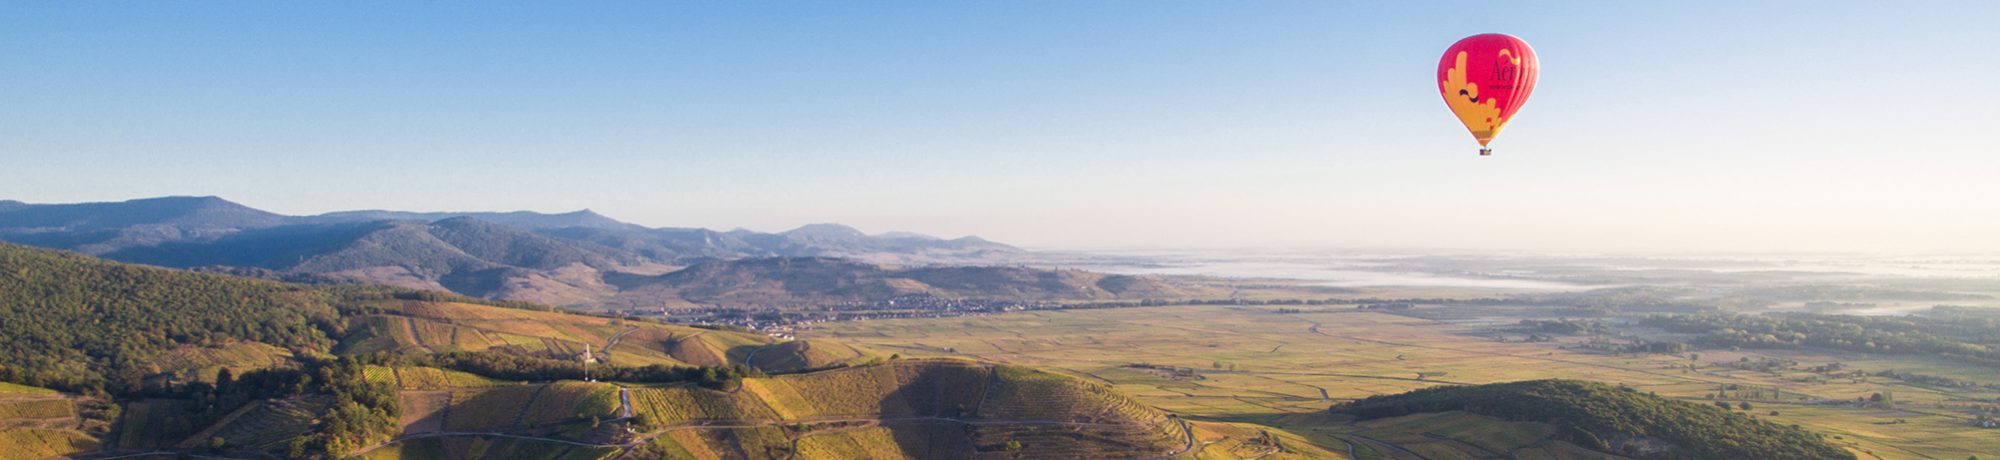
left=1440, top=51, right=1505, bottom=144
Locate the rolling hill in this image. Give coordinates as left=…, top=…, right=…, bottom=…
left=607, top=256, right=1223, bottom=308
left=0, top=243, right=1195, bottom=458
left=1332, top=379, right=1855, bottom=460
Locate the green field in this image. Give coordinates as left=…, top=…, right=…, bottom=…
left=804, top=304, right=2000, bottom=460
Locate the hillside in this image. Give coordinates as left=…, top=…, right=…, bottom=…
left=368, top=359, right=1190, bottom=460
left=0, top=242, right=343, bottom=392
left=610, top=256, right=1221, bottom=308
left=0, top=243, right=1200, bottom=458
left=1332, top=379, right=1855, bottom=460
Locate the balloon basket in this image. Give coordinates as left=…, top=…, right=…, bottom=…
left=1478, top=148, right=1492, bottom=156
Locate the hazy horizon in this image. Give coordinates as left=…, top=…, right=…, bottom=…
left=6, top=2, right=1997, bottom=253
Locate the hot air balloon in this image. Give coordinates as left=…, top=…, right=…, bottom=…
left=1438, top=33, right=1537, bottom=156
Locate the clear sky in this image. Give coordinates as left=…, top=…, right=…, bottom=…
left=4, top=2, right=1997, bottom=253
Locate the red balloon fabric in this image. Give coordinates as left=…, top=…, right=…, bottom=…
left=1437, top=33, right=1538, bottom=148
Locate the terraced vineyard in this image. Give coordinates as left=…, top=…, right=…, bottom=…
left=112, top=398, right=198, bottom=449
left=178, top=396, right=328, bottom=453
left=147, top=341, right=295, bottom=383
left=378, top=366, right=512, bottom=391
left=642, top=426, right=795, bottom=459
left=617, top=359, right=1189, bottom=459
left=359, top=435, right=621, bottom=460
left=398, top=381, right=620, bottom=435
left=346, top=301, right=780, bottom=370
left=745, top=339, right=884, bottom=372
left=793, top=423, right=971, bottom=459
left=0, top=428, right=97, bottom=458
left=0, top=385, right=96, bottom=459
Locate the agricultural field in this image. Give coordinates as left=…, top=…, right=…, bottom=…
left=372, top=366, right=513, bottom=391
left=643, top=426, right=794, bottom=459
left=346, top=300, right=781, bottom=370
left=0, top=386, right=94, bottom=459
left=113, top=398, right=198, bottom=449
left=404, top=381, right=621, bottom=435
left=358, top=435, right=620, bottom=460
left=744, top=339, right=884, bottom=372
left=620, top=359, right=1190, bottom=459
left=148, top=341, right=294, bottom=384
left=793, top=423, right=971, bottom=459
left=0, top=382, right=57, bottom=396
left=177, top=396, right=326, bottom=453
left=0, top=398, right=73, bottom=422
left=0, top=427, right=97, bottom=459
left=804, top=304, right=2000, bottom=460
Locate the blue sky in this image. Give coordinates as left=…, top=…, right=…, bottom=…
left=4, top=2, right=1997, bottom=252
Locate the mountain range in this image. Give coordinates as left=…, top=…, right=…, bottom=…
left=0, top=196, right=1033, bottom=307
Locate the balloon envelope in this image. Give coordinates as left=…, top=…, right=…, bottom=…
left=1438, top=34, right=1537, bottom=147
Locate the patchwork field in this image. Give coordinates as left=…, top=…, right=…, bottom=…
left=804, top=305, right=2000, bottom=460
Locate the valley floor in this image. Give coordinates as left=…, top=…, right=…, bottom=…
left=803, top=305, right=2000, bottom=460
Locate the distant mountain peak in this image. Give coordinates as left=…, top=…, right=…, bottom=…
left=783, top=223, right=869, bottom=239
left=877, top=231, right=941, bottom=241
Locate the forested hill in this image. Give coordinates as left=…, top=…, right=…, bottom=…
left=1332, top=379, right=1854, bottom=460
left=609, top=256, right=1222, bottom=307
left=0, top=242, right=349, bottom=393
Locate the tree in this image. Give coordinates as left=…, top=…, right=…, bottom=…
left=1004, top=440, right=1023, bottom=451
left=1714, top=401, right=1733, bottom=409
left=1739, top=402, right=1753, bottom=411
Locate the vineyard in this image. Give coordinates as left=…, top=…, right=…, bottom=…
left=147, top=341, right=294, bottom=383
left=359, top=435, right=620, bottom=460
left=977, top=365, right=1169, bottom=426
left=345, top=300, right=783, bottom=371
left=746, top=339, right=884, bottom=373
left=176, top=396, right=327, bottom=453
left=794, top=424, right=971, bottom=459
left=113, top=398, right=197, bottom=449
left=643, top=426, right=793, bottom=459
left=412, top=381, right=621, bottom=434
left=0, top=398, right=73, bottom=421
left=0, top=428, right=97, bottom=458
left=628, top=385, right=782, bottom=423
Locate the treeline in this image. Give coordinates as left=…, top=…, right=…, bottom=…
left=1519, top=318, right=1606, bottom=335
left=1331, top=379, right=1851, bottom=460
left=358, top=351, right=762, bottom=390
left=1640, top=313, right=2000, bottom=366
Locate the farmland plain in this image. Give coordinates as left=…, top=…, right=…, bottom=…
left=804, top=304, right=1999, bottom=459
